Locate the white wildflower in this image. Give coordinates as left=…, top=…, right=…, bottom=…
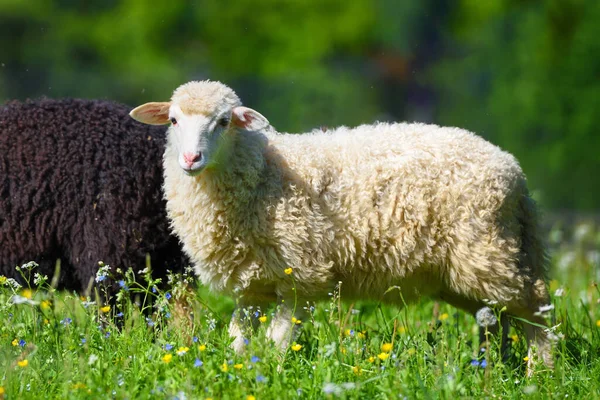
left=554, top=288, right=564, bottom=297
left=476, top=307, right=498, bottom=327
left=534, top=304, right=555, bottom=316
left=6, top=278, right=22, bottom=289
left=88, top=354, right=99, bottom=365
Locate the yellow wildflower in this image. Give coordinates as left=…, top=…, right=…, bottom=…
left=41, top=300, right=51, bottom=310
left=398, top=326, right=406, bottom=334
left=0, top=276, right=6, bottom=284
left=284, top=268, right=293, bottom=275
left=357, top=331, right=366, bottom=339
left=100, top=305, right=111, bottom=313
left=162, top=353, right=173, bottom=363
left=352, top=365, right=362, bottom=375
left=247, top=396, right=256, bottom=400
left=21, top=289, right=33, bottom=299
left=344, top=329, right=352, bottom=337
left=407, top=348, right=416, bottom=356
left=17, top=359, right=28, bottom=367
left=233, top=363, right=243, bottom=370
left=291, top=317, right=301, bottom=325
left=291, top=343, right=302, bottom=351
left=11, top=338, right=18, bottom=346
left=381, top=343, right=393, bottom=353
left=596, top=320, right=600, bottom=328
left=72, top=383, right=86, bottom=389
left=176, top=347, right=190, bottom=356
left=221, top=362, right=229, bottom=372
left=368, top=356, right=376, bottom=363
left=258, top=316, right=267, bottom=323
left=439, top=313, right=449, bottom=321
left=43, top=319, right=49, bottom=325
left=341, top=347, right=347, bottom=354
left=511, top=334, right=519, bottom=343
left=377, top=352, right=390, bottom=361
left=523, top=356, right=530, bottom=362
left=198, top=344, right=207, bottom=352
left=0, top=386, right=4, bottom=395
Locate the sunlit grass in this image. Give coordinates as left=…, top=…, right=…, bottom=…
left=1, top=222, right=599, bottom=399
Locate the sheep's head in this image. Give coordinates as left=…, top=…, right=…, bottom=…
left=130, top=80, right=269, bottom=175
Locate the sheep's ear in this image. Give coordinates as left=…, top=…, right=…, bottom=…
left=129, top=102, right=171, bottom=125
left=232, top=106, right=270, bottom=131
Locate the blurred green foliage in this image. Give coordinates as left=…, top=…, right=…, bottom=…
left=0, top=0, right=597, bottom=210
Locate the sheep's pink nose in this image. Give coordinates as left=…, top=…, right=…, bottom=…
left=183, top=152, right=201, bottom=167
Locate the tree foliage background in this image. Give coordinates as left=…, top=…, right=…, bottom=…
left=0, top=0, right=597, bottom=210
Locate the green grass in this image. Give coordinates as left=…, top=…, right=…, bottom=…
left=1, top=223, right=600, bottom=400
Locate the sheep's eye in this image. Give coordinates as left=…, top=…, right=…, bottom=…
left=218, top=117, right=230, bottom=127
left=170, top=118, right=177, bottom=125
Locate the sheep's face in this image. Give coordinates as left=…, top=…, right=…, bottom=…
left=130, top=80, right=270, bottom=176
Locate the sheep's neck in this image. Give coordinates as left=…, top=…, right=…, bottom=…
left=204, top=130, right=277, bottom=210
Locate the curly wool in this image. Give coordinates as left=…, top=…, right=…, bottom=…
left=166, top=119, right=547, bottom=310
left=0, top=98, right=185, bottom=291
left=154, top=81, right=550, bottom=367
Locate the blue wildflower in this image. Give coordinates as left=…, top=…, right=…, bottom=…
left=165, top=343, right=173, bottom=351
left=165, top=312, right=171, bottom=319
left=152, top=286, right=158, bottom=293
left=256, top=374, right=266, bottom=383
left=81, top=338, right=86, bottom=344
left=251, top=356, right=260, bottom=363
left=193, top=336, right=198, bottom=343
left=243, top=338, right=249, bottom=345
left=96, top=275, right=106, bottom=282
left=18, top=339, right=26, bottom=347
left=116, top=312, right=124, bottom=318
left=146, top=317, right=155, bottom=327
left=165, top=292, right=172, bottom=300
left=194, top=358, right=203, bottom=368
left=104, top=331, right=111, bottom=339
left=118, top=280, right=125, bottom=287
left=61, top=317, right=72, bottom=325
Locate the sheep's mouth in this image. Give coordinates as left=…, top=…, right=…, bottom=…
left=182, top=165, right=205, bottom=176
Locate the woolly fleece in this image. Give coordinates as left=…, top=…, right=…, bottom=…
left=135, top=81, right=552, bottom=369
left=0, top=98, right=186, bottom=291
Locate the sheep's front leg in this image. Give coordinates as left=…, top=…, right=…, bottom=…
left=229, top=300, right=267, bottom=353
left=266, top=298, right=305, bottom=351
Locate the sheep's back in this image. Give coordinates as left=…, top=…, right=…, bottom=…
left=267, top=122, right=528, bottom=298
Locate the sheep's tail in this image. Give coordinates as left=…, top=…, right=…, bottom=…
left=518, top=192, right=550, bottom=305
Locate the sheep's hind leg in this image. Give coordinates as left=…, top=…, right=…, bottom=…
left=229, top=299, right=269, bottom=353
left=509, top=307, right=553, bottom=377
left=266, top=298, right=306, bottom=351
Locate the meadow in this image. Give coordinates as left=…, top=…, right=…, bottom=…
left=1, top=222, right=599, bottom=399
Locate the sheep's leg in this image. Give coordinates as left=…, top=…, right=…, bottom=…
left=510, top=309, right=553, bottom=377
left=229, top=299, right=269, bottom=353
left=266, top=299, right=305, bottom=351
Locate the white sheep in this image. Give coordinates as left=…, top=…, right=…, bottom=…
left=130, top=80, right=553, bottom=373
